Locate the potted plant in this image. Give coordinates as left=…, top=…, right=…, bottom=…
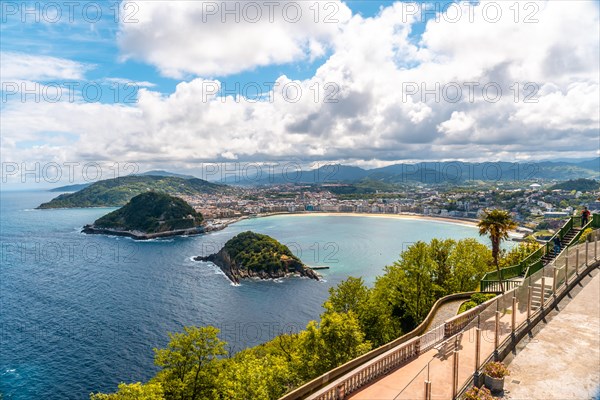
left=464, top=386, right=494, bottom=400
left=483, top=361, right=510, bottom=393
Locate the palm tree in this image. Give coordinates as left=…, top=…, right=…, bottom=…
left=478, top=209, right=517, bottom=292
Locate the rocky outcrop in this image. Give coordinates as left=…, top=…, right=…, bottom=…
left=82, top=224, right=204, bottom=240
left=194, top=248, right=320, bottom=284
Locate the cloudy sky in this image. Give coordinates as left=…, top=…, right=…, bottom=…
left=1, top=0, right=599, bottom=174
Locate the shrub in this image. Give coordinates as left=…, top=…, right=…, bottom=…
left=483, top=361, right=510, bottom=379
left=471, top=293, right=496, bottom=305
left=458, top=300, right=477, bottom=314
left=464, top=386, right=494, bottom=400
left=579, top=228, right=594, bottom=244
left=458, top=293, right=496, bottom=314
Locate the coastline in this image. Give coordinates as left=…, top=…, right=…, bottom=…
left=261, top=211, right=480, bottom=227
left=208, top=211, right=523, bottom=241
left=211, top=211, right=480, bottom=229
left=81, top=225, right=205, bottom=240
left=81, top=211, right=522, bottom=241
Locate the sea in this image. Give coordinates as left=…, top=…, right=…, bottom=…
left=1, top=190, right=485, bottom=399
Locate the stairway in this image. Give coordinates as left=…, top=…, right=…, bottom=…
left=540, top=227, right=581, bottom=265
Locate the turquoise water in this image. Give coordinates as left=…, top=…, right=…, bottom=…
left=0, top=191, right=484, bottom=399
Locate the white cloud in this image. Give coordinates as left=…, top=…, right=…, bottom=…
left=3, top=0, right=599, bottom=165
left=117, top=0, right=353, bottom=78
left=437, top=111, right=475, bottom=134
left=104, top=78, right=156, bottom=88
left=0, top=52, right=92, bottom=81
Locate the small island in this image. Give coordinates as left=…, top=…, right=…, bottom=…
left=195, top=231, right=320, bottom=284
left=82, top=192, right=204, bottom=240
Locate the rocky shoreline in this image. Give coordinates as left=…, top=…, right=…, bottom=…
left=81, top=225, right=205, bottom=240
left=194, top=248, right=320, bottom=284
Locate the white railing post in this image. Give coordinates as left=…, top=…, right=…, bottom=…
left=511, top=296, right=517, bottom=335
left=452, top=349, right=459, bottom=399
left=424, top=381, right=432, bottom=400
left=475, top=327, right=481, bottom=372
left=527, top=286, right=532, bottom=320
left=552, top=268, right=557, bottom=294
left=494, top=310, right=500, bottom=360
left=585, top=241, right=589, bottom=268
left=540, top=276, right=546, bottom=308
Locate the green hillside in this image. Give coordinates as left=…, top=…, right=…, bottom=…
left=93, top=192, right=203, bottom=233
left=550, top=178, right=599, bottom=192
left=223, top=231, right=301, bottom=273
left=38, top=175, right=226, bottom=209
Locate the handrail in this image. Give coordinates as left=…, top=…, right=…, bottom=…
left=480, top=215, right=596, bottom=291
left=279, top=291, right=478, bottom=400
left=304, top=294, right=498, bottom=400
left=460, top=239, right=600, bottom=398
left=570, top=218, right=595, bottom=244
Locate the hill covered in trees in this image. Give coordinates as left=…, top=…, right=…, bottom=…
left=195, top=231, right=319, bottom=283
left=550, top=178, right=599, bottom=192
left=83, top=192, right=203, bottom=238
left=38, top=175, right=227, bottom=208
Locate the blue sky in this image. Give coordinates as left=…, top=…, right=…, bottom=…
left=0, top=1, right=450, bottom=101
left=1, top=0, right=599, bottom=180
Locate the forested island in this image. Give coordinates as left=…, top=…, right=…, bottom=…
left=38, top=175, right=226, bottom=208
left=195, top=231, right=320, bottom=283
left=82, top=192, right=204, bottom=240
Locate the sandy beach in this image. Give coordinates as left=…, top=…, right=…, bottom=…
left=256, top=211, right=480, bottom=227
left=208, top=212, right=524, bottom=240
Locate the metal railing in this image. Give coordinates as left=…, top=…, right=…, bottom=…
left=280, top=292, right=478, bottom=400
left=281, top=226, right=600, bottom=400
left=481, top=214, right=599, bottom=291
left=393, top=236, right=600, bottom=400
left=305, top=296, right=499, bottom=400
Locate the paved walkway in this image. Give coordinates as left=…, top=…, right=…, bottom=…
left=501, top=269, right=600, bottom=400
left=425, top=299, right=464, bottom=332
left=347, top=242, right=598, bottom=400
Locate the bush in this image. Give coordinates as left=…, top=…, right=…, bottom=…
left=458, top=300, right=477, bottom=314
left=483, top=361, right=510, bottom=378
left=458, top=293, right=496, bottom=314
left=579, top=228, right=594, bottom=244
left=464, top=386, right=494, bottom=400
left=472, top=293, right=496, bottom=305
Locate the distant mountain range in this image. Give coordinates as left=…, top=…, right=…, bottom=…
left=42, top=158, right=599, bottom=207
left=220, top=158, right=600, bottom=185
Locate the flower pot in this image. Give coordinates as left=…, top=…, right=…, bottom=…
left=484, top=374, right=505, bottom=393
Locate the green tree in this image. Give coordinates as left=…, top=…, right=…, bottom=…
left=428, top=239, right=456, bottom=293
left=153, top=326, right=226, bottom=400
left=216, top=350, right=292, bottom=400
left=327, top=277, right=369, bottom=314
left=394, top=241, right=439, bottom=322
left=448, top=239, right=493, bottom=292
left=478, top=209, right=517, bottom=292
left=90, top=382, right=164, bottom=400
left=499, top=237, right=540, bottom=268
left=295, top=310, right=371, bottom=379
